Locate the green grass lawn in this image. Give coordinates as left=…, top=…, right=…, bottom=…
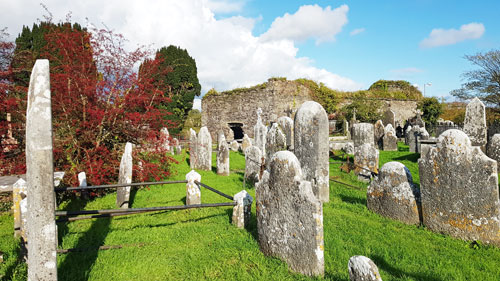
left=2, top=143, right=500, bottom=280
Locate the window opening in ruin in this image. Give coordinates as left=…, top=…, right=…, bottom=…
left=228, top=123, right=244, bottom=140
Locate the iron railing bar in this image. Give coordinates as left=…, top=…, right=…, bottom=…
left=55, top=180, right=188, bottom=192
left=194, top=181, right=234, bottom=201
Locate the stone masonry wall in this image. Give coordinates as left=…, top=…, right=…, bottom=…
left=338, top=99, right=418, bottom=126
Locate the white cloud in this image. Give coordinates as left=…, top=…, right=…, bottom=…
left=349, top=28, right=365, bottom=36
left=419, top=22, right=485, bottom=48
left=260, top=4, right=349, bottom=44
left=205, top=0, right=245, bottom=14
left=0, top=1, right=361, bottom=109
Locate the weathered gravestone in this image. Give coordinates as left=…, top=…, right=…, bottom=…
left=419, top=129, right=500, bottom=245
left=241, top=134, right=252, bottom=153
left=343, top=119, right=350, bottom=139
left=382, top=124, right=397, bottom=151
left=404, top=125, right=412, bottom=145
left=186, top=170, right=201, bottom=205
left=195, top=126, right=212, bottom=171
left=353, top=123, right=374, bottom=147
left=265, top=123, right=287, bottom=165
left=230, top=140, right=239, bottom=151
left=232, top=190, right=253, bottom=229
left=277, top=116, right=294, bottom=150
left=374, top=120, right=385, bottom=149
left=294, top=101, right=330, bottom=202
left=116, top=142, right=133, bottom=209
left=25, top=59, right=58, bottom=280
left=367, top=162, right=420, bottom=225
left=256, top=151, right=324, bottom=276
left=383, top=109, right=396, bottom=129
left=172, top=138, right=182, bottom=155
left=160, top=127, right=171, bottom=152
left=217, top=133, right=230, bottom=176
left=348, top=256, right=382, bottom=281
left=408, top=125, right=429, bottom=153
left=254, top=108, right=267, bottom=155
left=487, top=134, right=500, bottom=163
left=354, top=143, right=379, bottom=182
left=244, top=146, right=263, bottom=184
left=463, top=97, right=487, bottom=150
left=12, top=179, right=27, bottom=240
left=189, top=128, right=197, bottom=169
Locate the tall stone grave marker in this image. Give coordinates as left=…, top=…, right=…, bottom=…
left=294, top=101, right=329, bottom=202
left=160, top=127, right=170, bottom=152
left=254, top=108, right=267, bottom=155
left=196, top=126, right=212, bottom=170
left=116, top=142, right=133, bottom=209
left=189, top=128, right=197, bottom=169
left=383, top=109, right=396, bottom=129
left=217, top=133, right=230, bottom=176
left=256, top=151, right=324, bottom=276
left=374, top=120, right=384, bottom=149
left=25, top=59, right=58, bottom=280
left=265, top=123, right=287, bottom=165
left=367, top=162, right=420, bottom=225
left=241, top=134, right=252, bottom=153
left=244, top=146, right=263, bottom=184
left=419, top=129, right=500, bottom=245
left=277, top=116, right=294, bottom=150
left=463, top=97, right=487, bottom=150
left=352, top=123, right=378, bottom=181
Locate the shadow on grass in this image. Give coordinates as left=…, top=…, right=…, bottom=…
left=120, top=212, right=228, bottom=231
left=58, top=217, right=111, bottom=281
left=57, top=197, right=89, bottom=243
left=339, top=194, right=366, bottom=206
left=129, top=187, right=138, bottom=208
left=371, top=255, right=443, bottom=281
left=393, top=153, right=420, bottom=163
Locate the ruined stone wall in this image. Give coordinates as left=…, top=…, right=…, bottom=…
left=201, top=80, right=312, bottom=140
left=338, top=98, right=418, bottom=126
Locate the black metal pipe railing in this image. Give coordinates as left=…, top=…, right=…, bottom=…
left=194, top=181, right=234, bottom=201
left=54, top=180, right=188, bottom=192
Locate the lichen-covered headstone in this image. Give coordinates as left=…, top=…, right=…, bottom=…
left=217, top=134, right=230, bottom=176
left=254, top=108, right=267, bottom=155
left=241, top=134, right=252, bottom=153
left=348, top=256, right=382, bottom=281
left=294, top=101, right=330, bottom=202
left=353, top=123, right=375, bottom=147
left=196, top=126, right=212, bottom=170
left=186, top=170, right=201, bottom=205
left=230, top=140, right=239, bottom=151
left=232, top=190, right=253, bottom=229
left=419, top=129, right=500, bottom=244
left=463, top=97, right=487, bottom=150
left=408, top=126, right=429, bottom=153
left=487, top=134, right=500, bottom=163
left=265, top=123, right=287, bottom=165
left=256, top=151, right=324, bottom=276
left=244, top=146, right=263, bottom=184
left=116, top=142, right=133, bottom=209
left=374, top=120, right=384, bottom=149
left=25, top=59, right=57, bottom=280
left=367, top=162, right=420, bottom=225
left=277, top=116, right=294, bottom=150
left=382, top=125, right=398, bottom=151
left=354, top=143, right=379, bottom=182
left=189, top=128, right=197, bottom=169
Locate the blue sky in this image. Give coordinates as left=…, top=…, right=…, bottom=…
left=1, top=0, right=498, bottom=107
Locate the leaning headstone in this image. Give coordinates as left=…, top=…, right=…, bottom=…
left=232, top=190, right=253, bottom=229
left=354, top=143, right=379, bottom=182
left=348, top=256, right=383, bottom=281
left=352, top=123, right=374, bottom=147
left=374, top=120, right=384, bottom=149
left=277, top=116, right=294, bottom=150
left=244, top=146, right=263, bottom=184
left=186, top=170, right=201, bottom=205
left=419, top=129, right=500, bottom=244
left=195, top=126, right=212, bottom=170
left=116, top=142, right=133, bottom=209
left=254, top=108, right=267, bottom=155
left=463, top=97, right=487, bottom=150
left=230, top=140, right=239, bottom=151
left=265, top=123, right=287, bottom=165
left=217, top=134, right=230, bottom=176
left=241, top=134, right=252, bottom=153
left=487, top=134, right=500, bottom=163
left=294, top=101, right=330, bottom=202
left=256, top=151, right=324, bottom=276
left=189, top=128, right=197, bottom=169
left=25, top=59, right=57, bottom=280
left=367, top=162, right=420, bottom=225
left=383, top=109, right=396, bottom=129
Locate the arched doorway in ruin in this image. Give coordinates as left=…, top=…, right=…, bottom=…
left=228, top=122, right=244, bottom=140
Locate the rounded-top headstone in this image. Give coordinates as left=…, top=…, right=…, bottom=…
left=348, top=256, right=382, bottom=281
